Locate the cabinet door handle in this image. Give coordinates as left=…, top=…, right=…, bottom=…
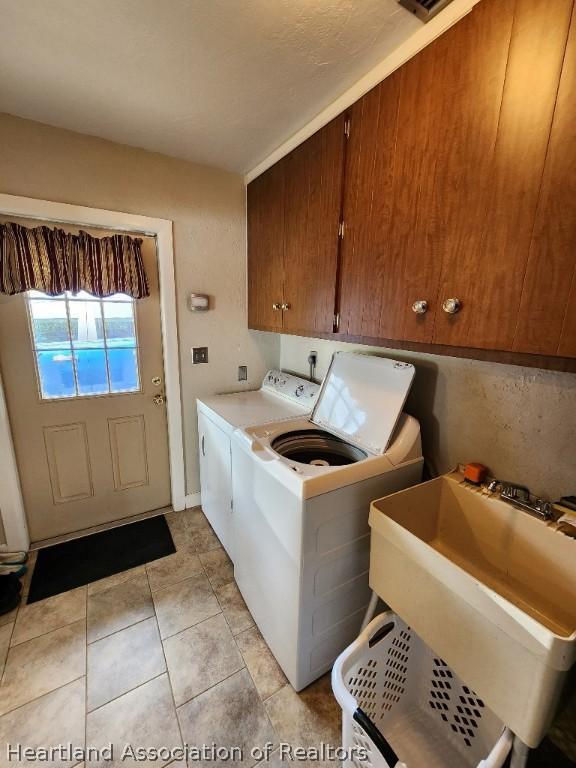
left=442, top=298, right=461, bottom=314
left=281, top=303, right=291, bottom=310
left=272, top=303, right=281, bottom=311
left=412, top=300, right=428, bottom=315
left=201, top=435, right=205, bottom=456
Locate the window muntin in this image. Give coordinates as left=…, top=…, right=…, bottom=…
left=27, top=291, right=140, bottom=400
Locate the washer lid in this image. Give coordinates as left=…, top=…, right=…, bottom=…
left=310, top=352, right=415, bottom=455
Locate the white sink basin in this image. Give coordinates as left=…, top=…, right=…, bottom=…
left=369, top=470, right=576, bottom=747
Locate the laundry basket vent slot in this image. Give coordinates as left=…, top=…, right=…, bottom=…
left=426, top=656, right=488, bottom=749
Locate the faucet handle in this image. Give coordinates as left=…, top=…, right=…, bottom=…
left=501, top=483, right=530, bottom=502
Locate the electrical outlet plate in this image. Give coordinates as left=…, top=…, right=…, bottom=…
left=238, top=365, right=248, bottom=381
left=192, top=347, right=209, bottom=364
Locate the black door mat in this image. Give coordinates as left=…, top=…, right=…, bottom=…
left=27, top=514, right=175, bottom=603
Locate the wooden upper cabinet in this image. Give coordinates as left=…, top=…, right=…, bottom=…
left=513, top=3, right=576, bottom=357
left=247, top=160, right=285, bottom=331
left=282, top=115, right=346, bottom=334
left=433, top=0, right=574, bottom=351
left=247, top=116, right=346, bottom=334
left=339, top=0, right=516, bottom=344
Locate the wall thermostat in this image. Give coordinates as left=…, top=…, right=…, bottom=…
left=188, top=293, right=209, bottom=312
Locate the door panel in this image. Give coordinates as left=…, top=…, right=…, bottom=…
left=44, top=422, right=93, bottom=503
left=0, top=224, right=171, bottom=542
left=108, top=414, right=149, bottom=491
left=433, top=0, right=574, bottom=349
left=282, top=115, right=346, bottom=334
left=338, top=76, right=401, bottom=337
left=247, top=161, right=285, bottom=331
left=339, top=0, right=515, bottom=344
left=513, top=3, right=576, bottom=356
left=197, top=412, right=232, bottom=557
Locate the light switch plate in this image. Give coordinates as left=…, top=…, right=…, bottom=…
left=192, top=347, right=209, bottom=364
left=238, top=365, right=248, bottom=381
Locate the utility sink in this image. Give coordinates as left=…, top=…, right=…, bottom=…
left=369, top=470, right=576, bottom=747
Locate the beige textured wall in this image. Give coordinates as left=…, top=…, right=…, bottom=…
left=0, top=112, right=279, bottom=496
left=280, top=335, right=576, bottom=500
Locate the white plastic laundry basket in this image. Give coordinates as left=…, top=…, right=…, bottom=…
left=332, top=612, right=513, bottom=768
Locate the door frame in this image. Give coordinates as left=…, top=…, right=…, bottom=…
left=0, top=192, right=186, bottom=550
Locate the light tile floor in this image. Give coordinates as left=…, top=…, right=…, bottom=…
left=0, top=509, right=341, bottom=768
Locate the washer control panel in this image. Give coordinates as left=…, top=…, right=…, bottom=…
left=262, top=369, right=319, bottom=404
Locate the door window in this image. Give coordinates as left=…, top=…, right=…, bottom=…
left=26, top=291, right=141, bottom=399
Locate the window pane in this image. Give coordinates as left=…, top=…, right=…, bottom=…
left=107, top=348, right=139, bottom=393
left=103, top=302, right=136, bottom=347
left=105, top=293, right=132, bottom=302
left=29, top=299, right=70, bottom=348
left=68, top=301, right=105, bottom=348
left=36, top=349, right=76, bottom=398
left=28, top=290, right=65, bottom=300
left=66, top=291, right=98, bottom=301
left=74, top=349, right=109, bottom=395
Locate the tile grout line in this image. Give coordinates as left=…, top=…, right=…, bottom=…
left=173, top=665, right=250, bottom=712
left=153, top=564, right=189, bottom=764
left=231, top=627, right=287, bottom=705
left=0, top=674, right=86, bottom=719
left=86, top=669, right=167, bottom=716
left=10, top=604, right=88, bottom=648
left=87, top=612, right=156, bottom=646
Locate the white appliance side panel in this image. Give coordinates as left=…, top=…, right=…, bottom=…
left=231, top=438, right=303, bottom=688
left=197, top=411, right=232, bottom=557
left=297, top=460, right=423, bottom=689
left=312, top=352, right=415, bottom=455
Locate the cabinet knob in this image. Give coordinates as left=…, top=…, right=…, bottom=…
left=281, top=303, right=291, bottom=310
left=442, top=298, right=461, bottom=314
left=412, top=300, right=428, bottom=315
left=272, top=303, right=281, bottom=311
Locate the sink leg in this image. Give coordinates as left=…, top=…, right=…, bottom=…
left=510, top=736, right=530, bottom=768
left=361, top=591, right=380, bottom=630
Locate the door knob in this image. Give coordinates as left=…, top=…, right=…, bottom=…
left=153, top=394, right=166, bottom=405
left=412, top=300, right=428, bottom=315
left=281, top=303, right=291, bottom=310
left=442, top=298, right=461, bottom=314
left=272, top=303, right=281, bottom=311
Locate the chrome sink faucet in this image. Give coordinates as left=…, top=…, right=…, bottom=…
left=487, top=480, right=553, bottom=521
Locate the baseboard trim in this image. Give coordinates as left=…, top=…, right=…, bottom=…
left=185, top=492, right=202, bottom=509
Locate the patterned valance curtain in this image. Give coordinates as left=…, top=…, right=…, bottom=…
left=0, top=222, right=149, bottom=298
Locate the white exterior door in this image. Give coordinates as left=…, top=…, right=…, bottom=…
left=197, top=411, right=232, bottom=556
left=0, top=226, right=171, bottom=542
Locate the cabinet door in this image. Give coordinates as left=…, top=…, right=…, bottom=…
left=432, top=0, right=574, bottom=350
left=247, top=160, right=285, bottom=331
left=197, top=412, right=232, bottom=557
left=282, top=115, right=346, bottom=334
left=339, top=0, right=514, bottom=344
left=513, top=4, right=576, bottom=357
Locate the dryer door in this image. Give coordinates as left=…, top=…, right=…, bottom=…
left=198, top=411, right=232, bottom=557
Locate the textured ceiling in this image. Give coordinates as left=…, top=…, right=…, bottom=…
left=0, top=0, right=421, bottom=173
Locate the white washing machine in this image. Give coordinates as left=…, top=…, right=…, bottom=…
left=196, top=370, right=319, bottom=558
left=231, top=352, right=423, bottom=690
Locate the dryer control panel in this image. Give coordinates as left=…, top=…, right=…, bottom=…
left=262, top=370, right=319, bottom=405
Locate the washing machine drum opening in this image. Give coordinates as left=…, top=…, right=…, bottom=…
left=270, top=429, right=367, bottom=466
